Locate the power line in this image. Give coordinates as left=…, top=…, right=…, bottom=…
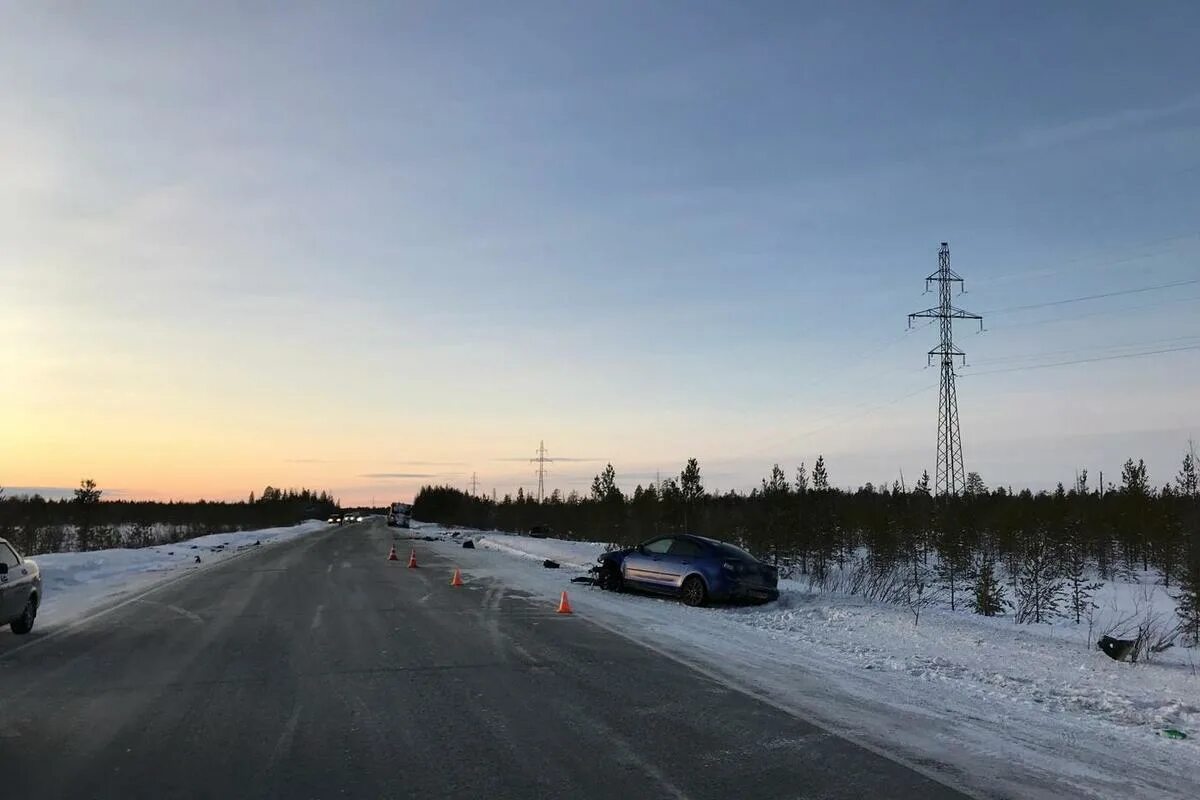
left=792, top=382, right=938, bottom=442
left=987, top=292, right=1200, bottom=332
left=962, top=343, right=1200, bottom=377
left=972, top=333, right=1200, bottom=366
left=985, top=278, right=1200, bottom=315
left=972, top=230, right=1200, bottom=288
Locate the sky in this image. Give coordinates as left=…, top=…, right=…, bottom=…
left=2, top=1, right=1199, bottom=505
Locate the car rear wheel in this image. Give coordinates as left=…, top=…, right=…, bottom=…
left=680, top=576, right=707, bottom=607
left=10, top=596, right=36, bottom=635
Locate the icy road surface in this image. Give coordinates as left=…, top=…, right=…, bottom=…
left=1, top=518, right=967, bottom=799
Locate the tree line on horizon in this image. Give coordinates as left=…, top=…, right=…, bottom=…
left=413, top=451, right=1200, bottom=646
left=0, top=480, right=339, bottom=555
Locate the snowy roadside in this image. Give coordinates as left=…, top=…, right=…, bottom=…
left=427, top=524, right=1200, bottom=800
left=10, top=520, right=330, bottom=631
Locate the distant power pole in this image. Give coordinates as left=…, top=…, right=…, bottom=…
left=470, top=473, right=478, bottom=496
left=908, top=242, right=984, bottom=496
left=530, top=440, right=555, bottom=503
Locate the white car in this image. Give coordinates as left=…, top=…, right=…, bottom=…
left=0, top=538, right=41, bottom=635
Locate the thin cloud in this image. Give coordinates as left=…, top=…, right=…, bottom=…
left=358, top=473, right=438, bottom=479
left=0, top=486, right=131, bottom=499
left=1006, top=92, right=1200, bottom=152
left=492, top=456, right=605, bottom=463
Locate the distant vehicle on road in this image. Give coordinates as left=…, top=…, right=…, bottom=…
left=528, top=524, right=552, bottom=538
left=328, top=513, right=343, bottom=524
left=387, top=502, right=412, bottom=529
left=594, top=534, right=779, bottom=607
left=0, top=537, right=41, bottom=635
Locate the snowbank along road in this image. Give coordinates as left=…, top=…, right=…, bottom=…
left=0, top=518, right=970, bottom=799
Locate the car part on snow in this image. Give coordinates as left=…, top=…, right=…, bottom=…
left=462, top=540, right=475, bottom=549
left=542, top=559, right=560, bottom=569
left=1161, top=729, right=1188, bottom=740
left=1098, top=635, right=1136, bottom=661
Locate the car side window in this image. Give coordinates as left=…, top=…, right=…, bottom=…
left=0, top=544, right=20, bottom=569
left=642, top=538, right=673, bottom=555
left=668, top=539, right=704, bottom=557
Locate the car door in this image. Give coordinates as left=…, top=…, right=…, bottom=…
left=621, top=537, right=676, bottom=589
left=0, top=543, right=25, bottom=622
left=662, top=538, right=707, bottom=589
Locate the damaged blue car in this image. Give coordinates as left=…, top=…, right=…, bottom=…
left=593, top=534, right=779, bottom=607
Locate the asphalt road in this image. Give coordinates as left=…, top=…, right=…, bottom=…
left=0, top=521, right=970, bottom=799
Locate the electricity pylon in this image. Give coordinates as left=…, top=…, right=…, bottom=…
left=908, top=242, right=984, bottom=496
left=530, top=441, right=555, bottom=503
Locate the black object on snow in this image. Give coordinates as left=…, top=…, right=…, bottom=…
left=570, top=576, right=595, bottom=585
left=1098, top=635, right=1136, bottom=661
left=462, top=540, right=476, bottom=549
left=194, top=555, right=202, bottom=564
left=542, top=559, right=560, bottom=569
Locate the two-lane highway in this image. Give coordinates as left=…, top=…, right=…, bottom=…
left=1, top=521, right=970, bottom=799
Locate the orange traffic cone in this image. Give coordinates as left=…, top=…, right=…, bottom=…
left=407, top=549, right=418, bottom=568
left=450, top=568, right=464, bottom=587
left=556, top=591, right=573, bottom=614
left=387, top=545, right=398, bottom=561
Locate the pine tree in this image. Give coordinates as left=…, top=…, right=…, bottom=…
left=591, top=463, right=622, bottom=503
left=1063, top=520, right=1102, bottom=625
left=914, top=470, right=932, bottom=497
left=1176, top=529, right=1200, bottom=645
left=964, top=472, right=986, bottom=496
left=968, top=553, right=1009, bottom=616
left=904, top=543, right=939, bottom=625
left=812, top=455, right=829, bottom=491
left=934, top=504, right=970, bottom=611
left=795, top=462, right=809, bottom=494
left=679, top=458, right=704, bottom=531
left=1015, top=530, right=1065, bottom=624
left=73, top=479, right=102, bottom=552
left=1176, top=447, right=1198, bottom=498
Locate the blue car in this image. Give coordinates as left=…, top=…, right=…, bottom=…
left=594, top=534, right=779, bottom=607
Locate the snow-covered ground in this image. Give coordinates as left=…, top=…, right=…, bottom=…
left=434, top=524, right=1200, bottom=800
left=17, top=520, right=329, bottom=629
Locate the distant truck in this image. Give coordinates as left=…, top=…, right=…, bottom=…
left=387, top=502, right=412, bottom=529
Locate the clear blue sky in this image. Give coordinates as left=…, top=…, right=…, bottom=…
left=2, top=1, right=1198, bottom=502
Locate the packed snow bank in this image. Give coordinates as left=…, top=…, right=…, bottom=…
left=18, top=521, right=330, bottom=629
left=474, top=534, right=600, bottom=569
left=443, top=528, right=1200, bottom=800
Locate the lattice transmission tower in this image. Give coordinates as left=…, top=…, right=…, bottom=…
left=530, top=440, right=555, bottom=503
left=907, top=242, right=984, bottom=496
